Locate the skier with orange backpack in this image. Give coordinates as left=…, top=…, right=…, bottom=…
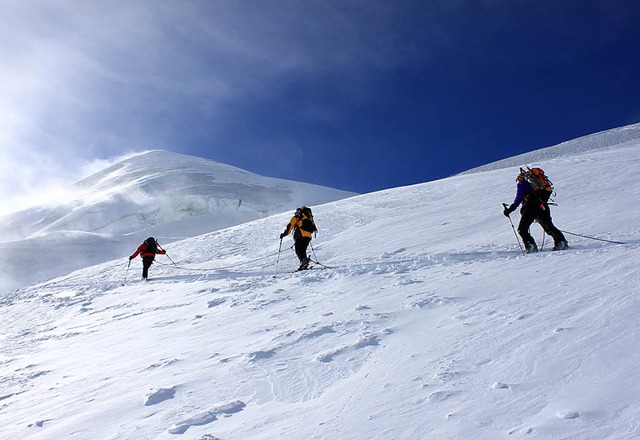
left=280, top=206, right=317, bottom=271
left=503, top=167, right=568, bottom=253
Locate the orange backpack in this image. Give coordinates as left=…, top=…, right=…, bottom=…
left=520, top=167, right=554, bottom=201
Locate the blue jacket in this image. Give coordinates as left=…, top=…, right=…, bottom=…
left=511, top=180, right=533, bottom=209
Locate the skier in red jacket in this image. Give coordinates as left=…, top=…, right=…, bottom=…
left=129, top=237, right=166, bottom=280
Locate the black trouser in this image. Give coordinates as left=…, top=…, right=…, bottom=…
left=142, top=256, right=154, bottom=279
left=294, top=237, right=311, bottom=262
left=518, top=202, right=566, bottom=247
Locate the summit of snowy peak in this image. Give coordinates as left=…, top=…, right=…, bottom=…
left=73, top=150, right=260, bottom=192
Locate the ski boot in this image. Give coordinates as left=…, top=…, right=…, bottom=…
left=553, top=241, right=569, bottom=251
left=297, top=257, right=311, bottom=271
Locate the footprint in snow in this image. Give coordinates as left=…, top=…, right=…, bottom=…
left=317, top=334, right=380, bottom=363
left=381, top=248, right=407, bottom=258
left=247, top=349, right=276, bottom=362
left=433, top=369, right=460, bottom=382
left=354, top=334, right=380, bottom=349
left=296, top=325, right=336, bottom=342
left=508, top=425, right=534, bottom=435
left=207, top=298, right=226, bottom=308
left=168, top=400, right=246, bottom=434
left=428, top=391, right=452, bottom=402
left=144, top=358, right=180, bottom=371
left=28, top=418, right=53, bottom=428
left=407, top=293, right=448, bottom=309
left=144, top=386, right=177, bottom=406
left=557, top=410, right=580, bottom=419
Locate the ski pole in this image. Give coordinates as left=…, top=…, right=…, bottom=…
left=157, top=244, right=177, bottom=265
left=560, top=230, right=626, bottom=245
left=164, top=253, right=177, bottom=265
left=123, top=259, right=131, bottom=286
left=309, top=242, right=333, bottom=268
left=503, top=203, right=525, bottom=256
left=540, top=231, right=546, bottom=252
left=273, top=238, right=283, bottom=278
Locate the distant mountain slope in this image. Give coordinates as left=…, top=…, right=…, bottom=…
left=460, top=122, right=640, bottom=174
left=0, top=150, right=356, bottom=294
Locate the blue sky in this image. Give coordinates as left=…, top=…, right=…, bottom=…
left=1, top=1, right=639, bottom=214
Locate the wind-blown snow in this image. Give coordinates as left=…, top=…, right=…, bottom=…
left=0, top=150, right=355, bottom=294
left=1, top=127, right=639, bottom=439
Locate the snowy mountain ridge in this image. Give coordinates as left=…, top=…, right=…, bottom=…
left=461, top=121, right=640, bottom=174
left=0, top=150, right=356, bottom=294
left=1, top=125, right=640, bottom=439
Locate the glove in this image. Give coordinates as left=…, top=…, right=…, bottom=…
left=129, top=256, right=133, bottom=261
left=503, top=205, right=515, bottom=217
left=280, top=233, right=286, bottom=239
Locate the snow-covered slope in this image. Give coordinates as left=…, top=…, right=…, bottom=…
left=1, top=125, right=639, bottom=439
left=0, top=150, right=356, bottom=294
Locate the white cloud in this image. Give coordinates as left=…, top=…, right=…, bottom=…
left=0, top=1, right=447, bottom=216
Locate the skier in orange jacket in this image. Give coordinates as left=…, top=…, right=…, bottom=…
left=280, top=206, right=317, bottom=270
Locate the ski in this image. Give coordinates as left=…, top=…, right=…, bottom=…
left=293, top=264, right=332, bottom=273
left=294, top=266, right=313, bottom=273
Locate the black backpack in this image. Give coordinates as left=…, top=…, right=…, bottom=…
left=144, top=237, right=158, bottom=254
left=296, top=206, right=317, bottom=233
